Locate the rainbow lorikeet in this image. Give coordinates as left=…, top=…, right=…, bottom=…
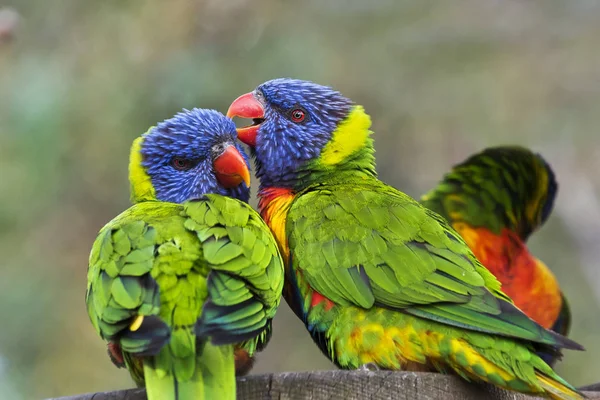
left=420, top=146, right=570, bottom=366
left=227, top=79, right=584, bottom=400
left=86, top=109, right=284, bottom=400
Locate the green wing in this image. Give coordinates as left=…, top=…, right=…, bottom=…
left=86, top=197, right=284, bottom=372
left=288, top=182, right=580, bottom=350
left=189, top=194, right=284, bottom=355
left=86, top=205, right=173, bottom=359
left=421, top=146, right=557, bottom=241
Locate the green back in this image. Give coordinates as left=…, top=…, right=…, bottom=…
left=421, top=146, right=557, bottom=241
left=86, top=195, right=283, bottom=398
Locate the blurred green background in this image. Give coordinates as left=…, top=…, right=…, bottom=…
left=1, top=1, right=600, bottom=398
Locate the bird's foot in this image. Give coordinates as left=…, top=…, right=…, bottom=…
left=358, top=362, right=380, bottom=372
left=107, top=342, right=125, bottom=368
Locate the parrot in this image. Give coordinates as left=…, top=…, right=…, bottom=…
left=420, top=146, right=570, bottom=366
left=226, top=78, right=584, bottom=400
left=85, top=108, right=284, bottom=400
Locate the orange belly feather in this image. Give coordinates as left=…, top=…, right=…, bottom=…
left=452, top=222, right=562, bottom=329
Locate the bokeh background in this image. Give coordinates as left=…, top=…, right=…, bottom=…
left=2, top=1, right=600, bottom=398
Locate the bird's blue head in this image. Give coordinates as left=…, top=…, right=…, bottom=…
left=227, top=78, right=375, bottom=189
left=129, top=108, right=251, bottom=204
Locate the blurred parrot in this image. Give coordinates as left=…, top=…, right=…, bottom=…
left=86, top=109, right=284, bottom=400
left=420, top=146, right=570, bottom=366
left=227, top=78, right=584, bottom=400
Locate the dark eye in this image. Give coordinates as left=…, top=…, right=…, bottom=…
left=171, top=157, right=193, bottom=171
left=290, top=108, right=306, bottom=123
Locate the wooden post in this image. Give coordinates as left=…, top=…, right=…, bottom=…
left=46, top=371, right=600, bottom=400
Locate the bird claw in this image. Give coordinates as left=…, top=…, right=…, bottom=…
left=358, top=362, right=380, bottom=372
left=107, top=342, right=125, bottom=368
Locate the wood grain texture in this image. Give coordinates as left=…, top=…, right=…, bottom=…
left=46, top=371, right=600, bottom=400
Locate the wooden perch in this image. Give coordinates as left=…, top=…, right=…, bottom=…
left=47, top=371, right=600, bottom=400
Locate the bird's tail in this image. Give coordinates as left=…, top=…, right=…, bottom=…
left=536, top=372, right=585, bottom=400
left=143, top=342, right=236, bottom=400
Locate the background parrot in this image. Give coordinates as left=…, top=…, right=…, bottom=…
left=85, top=109, right=284, bottom=400
left=420, top=146, right=570, bottom=366
left=227, top=78, right=584, bottom=400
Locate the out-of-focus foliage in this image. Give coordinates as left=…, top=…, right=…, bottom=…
left=1, top=1, right=599, bottom=398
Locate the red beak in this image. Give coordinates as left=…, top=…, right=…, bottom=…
left=226, top=92, right=265, bottom=147
left=213, top=145, right=251, bottom=188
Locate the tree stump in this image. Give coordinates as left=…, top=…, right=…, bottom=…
left=46, top=371, right=600, bottom=400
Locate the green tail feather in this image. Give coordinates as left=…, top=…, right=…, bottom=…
left=535, top=364, right=584, bottom=400
left=403, top=296, right=583, bottom=351
left=143, top=343, right=235, bottom=400
left=404, top=300, right=583, bottom=387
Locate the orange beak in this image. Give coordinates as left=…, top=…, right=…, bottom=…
left=226, top=92, right=265, bottom=147
left=213, top=145, right=251, bottom=188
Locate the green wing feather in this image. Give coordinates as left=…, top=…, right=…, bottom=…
left=551, top=294, right=571, bottom=337
left=420, top=146, right=557, bottom=241
left=189, top=194, right=284, bottom=354
left=87, top=210, right=168, bottom=358
left=288, top=182, right=581, bottom=350
left=86, top=197, right=283, bottom=399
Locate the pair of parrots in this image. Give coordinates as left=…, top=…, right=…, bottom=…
left=86, top=78, right=582, bottom=400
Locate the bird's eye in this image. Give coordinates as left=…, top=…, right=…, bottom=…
left=171, top=157, right=194, bottom=171
left=290, top=108, right=306, bottom=123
